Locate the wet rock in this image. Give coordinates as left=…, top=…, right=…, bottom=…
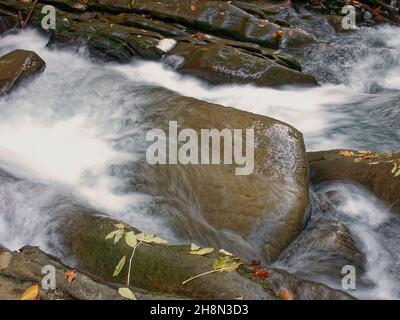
left=165, top=42, right=317, bottom=87
left=0, top=245, right=186, bottom=300
left=2, top=1, right=315, bottom=87
left=276, top=218, right=366, bottom=284
left=59, top=212, right=279, bottom=300
left=0, top=14, right=18, bottom=35
left=109, top=86, right=310, bottom=262
left=107, top=12, right=189, bottom=38
left=0, top=246, right=120, bottom=300
left=0, top=49, right=46, bottom=96
left=89, top=0, right=313, bottom=49
left=308, top=150, right=400, bottom=215
left=30, top=5, right=164, bottom=63
left=268, top=268, right=354, bottom=300
left=58, top=212, right=352, bottom=300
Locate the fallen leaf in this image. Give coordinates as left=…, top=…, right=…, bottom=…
left=113, top=256, right=126, bottom=277
left=125, top=231, right=138, bottom=248
left=339, top=150, right=354, bottom=157
left=65, top=269, right=77, bottom=284
left=279, top=288, right=294, bottom=300
left=136, top=233, right=168, bottom=244
left=252, top=266, right=270, bottom=279
left=278, top=30, right=286, bottom=37
left=213, top=256, right=242, bottom=271
left=105, top=230, right=120, bottom=240
left=219, top=249, right=233, bottom=256
left=20, top=284, right=39, bottom=300
left=191, top=243, right=200, bottom=251
left=118, top=287, right=137, bottom=300
left=190, top=247, right=214, bottom=256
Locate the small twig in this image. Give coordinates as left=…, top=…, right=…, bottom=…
left=182, top=269, right=219, bottom=285
left=23, top=0, right=38, bottom=28
left=126, top=241, right=143, bottom=286
left=182, top=266, right=238, bottom=285
left=18, top=11, right=25, bottom=28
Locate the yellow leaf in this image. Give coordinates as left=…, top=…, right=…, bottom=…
left=191, top=243, right=200, bottom=251
left=339, top=150, right=354, bottom=157
left=136, top=233, right=167, bottom=244
left=118, top=287, right=137, bottom=300
left=219, top=249, right=233, bottom=256
left=213, top=256, right=242, bottom=271
left=20, top=284, right=39, bottom=300
left=105, top=230, right=119, bottom=240
left=125, top=231, right=138, bottom=248
left=190, top=247, right=214, bottom=256
left=113, top=256, right=126, bottom=277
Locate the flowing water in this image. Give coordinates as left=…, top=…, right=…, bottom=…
left=0, top=22, right=400, bottom=299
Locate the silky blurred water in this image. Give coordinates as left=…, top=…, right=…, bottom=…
left=0, top=24, right=399, bottom=299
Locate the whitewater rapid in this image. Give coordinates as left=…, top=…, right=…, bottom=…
left=0, top=26, right=400, bottom=299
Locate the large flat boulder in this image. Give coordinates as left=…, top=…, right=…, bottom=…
left=0, top=50, right=46, bottom=96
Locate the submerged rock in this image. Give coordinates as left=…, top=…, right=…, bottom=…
left=0, top=49, right=46, bottom=96
left=276, top=218, right=366, bottom=284
left=308, top=150, right=400, bottom=215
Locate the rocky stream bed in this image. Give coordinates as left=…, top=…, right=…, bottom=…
left=1, top=0, right=400, bottom=300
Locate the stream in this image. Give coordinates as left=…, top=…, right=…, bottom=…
left=0, top=22, right=400, bottom=299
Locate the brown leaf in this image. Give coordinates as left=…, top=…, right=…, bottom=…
left=279, top=288, right=294, bottom=300
left=252, top=266, right=270, bottom=279
left=65, top=269, right=77, bottom=284
left=339, top=150, right=355, bottom=157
